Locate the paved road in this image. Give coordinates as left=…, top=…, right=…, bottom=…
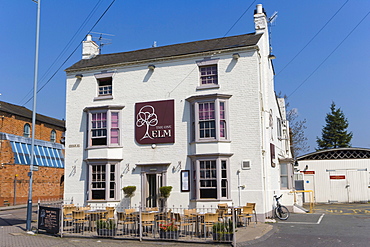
left=242, top=203, right=370, bottom=247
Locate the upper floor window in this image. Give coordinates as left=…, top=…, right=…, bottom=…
left=277, top=117, right=282, bottom=140
left=50, top=130, right=57, bottom=142
left=84, top=105, right=124, bottom=147
left=98, top=78, right=112, bottom=96
left=187, top=94, right=231, bottom=142
left=196, top=58, right=219, bottom=90
left=200, top=65, right=218, bottom=85
left=94, top=72, right=114, bottom=100
left=23, top=124, right=31, bottom=138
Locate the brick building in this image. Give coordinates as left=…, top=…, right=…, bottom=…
left=0, top=101, right=65, bottom=206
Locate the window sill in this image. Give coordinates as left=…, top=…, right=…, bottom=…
left=196, top=84, right=220, bottom=90
left=190, top=199, right=232, bottom=202
left=86, top=145, right=123, bottom=150
left=87, top=200, right=120, bottom=203
left=190, top=139, right=231, bottom=144
left=94, top=95, right=113, bottom=101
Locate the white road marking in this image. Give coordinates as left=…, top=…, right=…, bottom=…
left=278, top=213, right=325, bottom=225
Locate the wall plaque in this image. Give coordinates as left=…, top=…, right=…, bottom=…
left=135, top=99, right=175, bottom=144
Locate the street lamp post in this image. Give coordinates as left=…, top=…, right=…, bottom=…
left=26, top=0, right=41, bottom=232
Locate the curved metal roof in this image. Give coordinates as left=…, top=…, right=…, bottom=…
left=297, top=148, right=370, bottom=161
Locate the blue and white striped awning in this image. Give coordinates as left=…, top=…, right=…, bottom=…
left=1, top=132, right=64, bottom=168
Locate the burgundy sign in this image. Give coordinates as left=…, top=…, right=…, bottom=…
left=302, top=171, right=315, bottom=174
left=135, top=99, right=175, bottom=144
left=330, top=175, right=345, bottom=180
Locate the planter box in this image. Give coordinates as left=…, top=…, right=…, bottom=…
left=97, top=228, right=117, bottom=237
left=159, top=230, right=179, bottom=239
left=212, top=233, right=234, bottom=242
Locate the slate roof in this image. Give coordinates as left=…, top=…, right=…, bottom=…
left=66, top=32, right=262, bottom=72
left=0, top=101, right=65, bottom=129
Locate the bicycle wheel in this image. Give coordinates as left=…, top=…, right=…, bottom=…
left=275, top=206, right=289, bottom=220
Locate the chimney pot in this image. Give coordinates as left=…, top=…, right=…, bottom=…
left=256, top=4, right=263, bottom=14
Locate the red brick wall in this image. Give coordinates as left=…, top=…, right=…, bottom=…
left=0, top=164, right=64, bottom=206
left=0, top=112, right=65, bottom=206
left=0, top=112, right=64, bottom=143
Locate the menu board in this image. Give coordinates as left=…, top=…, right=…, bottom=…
left=38, top=206, right=60, bottom=234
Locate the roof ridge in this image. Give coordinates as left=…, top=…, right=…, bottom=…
left=0, top=100, right=65, bottom=128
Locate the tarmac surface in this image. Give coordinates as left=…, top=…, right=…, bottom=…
left=1, top=203, right=369, bottom=246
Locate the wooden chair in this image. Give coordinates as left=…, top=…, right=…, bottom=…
left=141, top=212, right=156, bottom=236
left=77, top=206, right=91, bottom=211
left=172, top=212, right=193, bottom=236
left=145, top=207, right=159, bottom=212
left=117, top=212, right=135, bottom=235
left=63, top=205, right=76, bottom=216
left=62, top=205, right=76, bottom=231
left=218, top=203, right=232, bottom=219
left=200, top=213, right=218, bottom=237
left=156, top=209, right=172, bottom=226
left=106, top=206, right=115, bottom=220
left=238, top=206, right=253, bottom=227
left=72, top=210, right=88, bottom=234
left=247, top=203, right=257, bottom=223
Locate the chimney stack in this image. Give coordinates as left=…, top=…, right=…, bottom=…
left=254, top=4, right=267, bottom=34
left=82, top=34, right=99, bottom=59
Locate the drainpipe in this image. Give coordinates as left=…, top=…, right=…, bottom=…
left=257, top=48, right=269, bottom=219
left=13, top=174, right=18, bottom=205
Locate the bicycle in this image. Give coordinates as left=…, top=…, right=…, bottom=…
left=274, top=194, right=290, bottom=220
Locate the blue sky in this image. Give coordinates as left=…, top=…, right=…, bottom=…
left=1, top=0, right=369, bottom=154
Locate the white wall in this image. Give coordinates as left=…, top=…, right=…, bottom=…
left=298, top=159, right=370, bottom=203
left=64, top=24, right=288, bottom=218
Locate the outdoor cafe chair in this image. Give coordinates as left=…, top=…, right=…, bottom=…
left=238, top=206, right=253, bottom=227
left=141, top=212, right=156, bottom=236
left=105, top=206, right=115, bottom=220
left=200, top=213, right=219, bottom=237
left=117, top=212, right=136, bottom=235
left=72, top=210, right=88, bottom=234
left=247, top=202, right=257, bottom=223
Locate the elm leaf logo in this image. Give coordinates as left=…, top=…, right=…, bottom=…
left=136, top=105, right=158, bottom=140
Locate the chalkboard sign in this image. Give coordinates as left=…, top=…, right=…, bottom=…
left=38, top=206, right=60, bottom=234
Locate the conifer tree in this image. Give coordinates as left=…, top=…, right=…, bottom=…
left=316, top=102, right=352, bottom=150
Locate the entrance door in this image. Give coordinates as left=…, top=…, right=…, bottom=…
left=303, top=175, right=315, bottom=203
left=329, top=171, right=347, bottom=203
left=347, top=170, right=367, bottom=203
left=146, top=173, right=163, bottom=208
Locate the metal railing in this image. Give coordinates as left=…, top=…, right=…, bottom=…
left=47, top=203, right=245, bottom=244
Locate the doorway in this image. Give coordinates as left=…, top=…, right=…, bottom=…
left=145, top=173, right=163, bottom=208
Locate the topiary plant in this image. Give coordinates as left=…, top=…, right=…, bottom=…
left=122, top=186, right=136, bottom=198
left=159, top=186, right=172, bottom=198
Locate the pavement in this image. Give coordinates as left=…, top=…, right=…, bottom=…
left=0, top=204, right=276, bottom=246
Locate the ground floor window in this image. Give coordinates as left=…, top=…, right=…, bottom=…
left=280, top=162, right=294, bottom=189
left=192, top=157, right=229, bottom=200
left=88, top=161, right=119, bottom=201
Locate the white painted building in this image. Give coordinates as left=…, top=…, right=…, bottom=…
left=296, top=148, right=370, bottom=203
left=64, top=4, right=293, bottom=220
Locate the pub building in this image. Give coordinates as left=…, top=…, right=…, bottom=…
left=64, top=4, right=295, bottom=221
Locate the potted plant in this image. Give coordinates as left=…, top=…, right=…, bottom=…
left=122, top=186, right=136, bottom=198
left=122, top=185, right=136, bottom=208
left=159, top=186, right=172, bottom=209
left=96, top=219, right=117, bottom=237
left=159, top=221, right=179, bottom=239
left=212, top=219, right=234, bottom=242
left=159, top=186, right=172, bottom=198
